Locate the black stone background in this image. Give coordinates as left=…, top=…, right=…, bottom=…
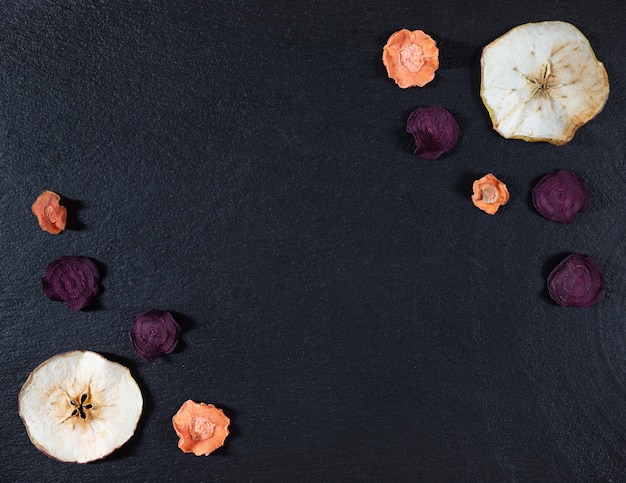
left=1, top=1, right=626, bottom=481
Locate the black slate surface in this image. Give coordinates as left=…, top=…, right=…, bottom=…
left=2, top=1, right=626, bottom=481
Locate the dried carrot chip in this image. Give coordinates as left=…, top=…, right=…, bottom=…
left=471, top=173, right=510, bottom=215
left=32, top=190, right=67, bottom=234
left=382, top=29, right=439, bottom=88
left=172, top=400, right=230, bottom=456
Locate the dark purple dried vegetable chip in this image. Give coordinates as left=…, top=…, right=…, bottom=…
left=130, top=309, right=180, bottom=362
left=41, top=256, right=100, bottom=311
left=532, top=170, right=590, bottom=223
left=547, top=253, right=605, bottom=307
left=406, top=105, right=460, bottom=159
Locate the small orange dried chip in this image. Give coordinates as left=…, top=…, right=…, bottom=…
left=472, top=173, right=510, bottom=215
left=32, top=190, right=67, bottom=234
left=382, top=29, right=439, bottom=88
left=172, top=400, right=230, bottom=456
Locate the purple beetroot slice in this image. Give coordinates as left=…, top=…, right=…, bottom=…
left=41, top=256, right=100, bottom=311
left=547, top=253, right=605, bottom=307
left=130, top=309, right=180, bottom=362
left=532, top=170, right=590, bottom=223
left=406, top=105, right=460, bottom=159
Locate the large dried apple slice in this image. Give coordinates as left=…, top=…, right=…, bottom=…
left=18, top=351, right=143, bottom=463
left=480, top=21, right=609, bottom=145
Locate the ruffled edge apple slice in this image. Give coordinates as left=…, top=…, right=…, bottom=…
left=480, top=21, right=609, bottom=145
left=18, top=351, right=143, bottom=463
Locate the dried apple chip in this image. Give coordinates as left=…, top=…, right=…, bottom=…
left=480, top=21, right=609, bottom=145
left=18, top=351, right=143, bottom=463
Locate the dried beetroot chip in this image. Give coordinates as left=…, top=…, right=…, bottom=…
left=547, top=253, right=605, bottom=307
left=42, top=256, right=100, bottom=311
left=406, top=105, right=460, bottom=159
left=130, top=309, right=180, bottom=362
left=532, top=170, right=590, bottom=223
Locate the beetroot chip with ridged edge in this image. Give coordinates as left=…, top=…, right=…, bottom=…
left=547, top=253, right=605, bottom=307
left=406, top=105, right=460, bottom=159
left=130, top=309, right=180, bottom=362
left=532, top=170, right=590, bottom=223
left=41, top=256, right=100, bottom=311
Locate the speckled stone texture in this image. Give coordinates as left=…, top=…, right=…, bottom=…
left=2, top=1, right=626, bottom=481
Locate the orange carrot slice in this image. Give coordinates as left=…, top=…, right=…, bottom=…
left=172, top=400, right=230, bottom=456
left=32, top=190, right=67, bottom=234
left=472, top=173, right=510, bottom=215
left=382, top=29, right=439, bottom=88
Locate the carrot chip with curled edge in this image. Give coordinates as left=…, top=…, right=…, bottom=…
left=172, top=400, right=230, bottom=456
left=32, top=190, right=67, bottom=234
left=383, top=29, right=439, bottom=88
left=472, top=173, right=510, bottom=215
